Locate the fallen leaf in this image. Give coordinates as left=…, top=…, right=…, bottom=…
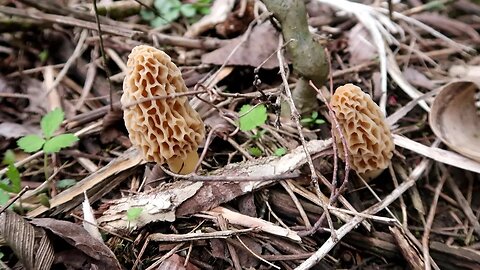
left=30, top=218, right=122, bottom=270
left=157, top=254, right=200, bottom=270
left=0, top=122, right=41, bottom=139
left=348, top=24, right=377, bottom=65
left=202, top=22, right=281, bottom=69
left=403, top=67, right=437, bottom=90
left=0, top=211, right=54, bottom=270
left=413, top=13, right=480, bottom=42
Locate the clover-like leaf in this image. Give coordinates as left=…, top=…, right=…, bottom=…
left=17, top=135, right=45, bottom=153
left=43, top=134, right=79, bottom=154
left=127, top=207, right=143, bottom=221
left=41, top=108, right=64, bottom=138
left=238, top=104, right=267, bottom=131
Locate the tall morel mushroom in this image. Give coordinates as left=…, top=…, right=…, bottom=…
left=330, top=84, right=394, bottom=179
left=121, top=45, right=205, bottom=174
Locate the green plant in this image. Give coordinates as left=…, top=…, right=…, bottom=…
left=17, top=108, right=79, bottom=180
left=141, top=0, right=212, bottom=27
left=249, top=147, right=263, bottom=157
left=238, top=104, right=268, bottom=132
left=127, top=207, right=143, bottom=221
left=300, top=111, right=325, bottom=127
left=274, top=147, right=287, bottom=156
left=0, top=150, right=21, bottom=206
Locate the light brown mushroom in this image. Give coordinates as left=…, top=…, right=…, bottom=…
left=121, top=45, right=205, bottom=174
left=330, top=83, right=394, bottom=179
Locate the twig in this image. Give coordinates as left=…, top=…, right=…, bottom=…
left=296, top=155, right=430, bottom=269
left=0, top=186, right=29, bottom=214
left=161, top=166, right=300, bottom=182
left=276, top=36, right=319, bottom=197
left=422, top=174, right=446, bottom=270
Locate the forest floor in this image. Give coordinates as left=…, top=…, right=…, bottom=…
left=0, top=0, right=480, bottom=269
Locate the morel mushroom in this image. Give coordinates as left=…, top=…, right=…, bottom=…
left=330, top=84, right=394, bottom=179
left=121, top=45, right=205, bottom=174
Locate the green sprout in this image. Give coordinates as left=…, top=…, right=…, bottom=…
left=238, top=104, right=268, bottom=132
left=141, top=0, right=212, bottom=27
left=300, top=111, right=325, bottom=128
left=17, top=108, right=79, bottom=180
left=0, top=150, right=21, bottom=206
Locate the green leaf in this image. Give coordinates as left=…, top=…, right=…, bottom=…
left=311, top=111, right=318, bottom=119
left=315, top=119, right=325, bottom=125
left=38, top=50, right=49, bottom=62
left=274, top=148, right=287, bottom=157
left=6, top=164, right=21, bottom=193
left=249, top=147, right=263, bottom=157
left=127, top=207, right=143, bottom=221
left=180, top=4, right=196, bottom=17
left=43, top=134, right=79, bottom=154
left=0, top=190, right=9, bottom=206
left=17, top=135, right=45, bottom=153
left=300, top=118, right=313, bottom=124
left=37, top=193, right=50, bottom=208
left=3, top=150, right=15, bottom=165
left=56, top=179, right=77, bottom=189
left=140, top=9, right=156, bottom=21
left=162, top=8, right=180, bottom=22
left=238, top=104, right=267, bottom=131
left=41, top=108, right=64, bottom=138
left=0, top=179, right=14, bottom=193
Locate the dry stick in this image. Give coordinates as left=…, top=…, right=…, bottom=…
left=442, top=165, right=480, bottom=237
left=145, top=243, right=185, bottom=270
left=217, top=215, right=241, bottom=270
left=281, top=180, right=312, bottom=228
left=296, top=157, right=430, bottom=270
left=275, top=37, right=319, bottom=200
left=422, top=174, right=447, bottom=270
left=236, top=235, right=281, bottom=269
left=75, top=45, right=98, bottom=111
left=194, top=124, right=223, bottom=173
left=297, top=80, right=351, bottom=237
left=46, top=29, right=88, bottom=95
left=132, top=236, right=150, bottom=270
left=92, top=0, right=114, bottom=111
left=0, top=186, right=29, bottom=214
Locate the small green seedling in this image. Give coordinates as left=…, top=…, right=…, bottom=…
left=249, top=147, right=263, bottom=157
left=17, top=108, right=79, bottom=180
left=238, top=104, right=268, bottom=132
left=300, top=111, right=325, bottom=127
left=141, top=0, right=212, bottom=27
left=127, top=207, right=143, bottom=221
left=274, top=147, right=287, bottom=157
left=0, top=151, right=21, bottom=206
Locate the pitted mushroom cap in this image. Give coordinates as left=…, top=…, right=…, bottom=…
left=121, top=45, right=205, bottom=174
left=330, top=84, right=394, bottom=179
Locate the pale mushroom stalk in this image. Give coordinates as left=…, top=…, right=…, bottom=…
left=330, top=84, right=394, bottom=180
left=121, top=45, right=205, bottom=175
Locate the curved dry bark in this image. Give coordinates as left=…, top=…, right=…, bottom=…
left=262, top=0, right=329, bottom=115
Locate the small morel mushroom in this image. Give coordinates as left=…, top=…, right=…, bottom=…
left=330, top=84, right=394, bottom=179
left=121, top=45, right=205, bottom=174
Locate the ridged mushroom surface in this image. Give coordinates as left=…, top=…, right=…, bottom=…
left=330, top=84, right=394, bottom=179
left=121, top=45, right=205, bottom=174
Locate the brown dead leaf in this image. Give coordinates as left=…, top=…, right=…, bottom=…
left=0, top=122, right=41, bottom=139
left=157, top=254, right=200, bottom=270
left=215, top=0, right=255, bottom=38
left=202, top=22, right=281, bottom=69
left=348, top=24, right=377, bottom=65
left=413, top=13, right=480, bottom=42
left=30, top=218, right=122, bottom=270
left=0, top=211, right=54, bottom=270
left=403, top=67, right=437, bottom=90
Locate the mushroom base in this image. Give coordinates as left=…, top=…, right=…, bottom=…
left=167, top=151, right=200, bottom=175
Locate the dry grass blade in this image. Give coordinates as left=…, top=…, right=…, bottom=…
left=0, top=211, right=54, bottom=270
left=393, top=134, right=480, bottom=174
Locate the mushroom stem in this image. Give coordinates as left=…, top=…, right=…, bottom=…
left=167, top=151, right=200, bottom=175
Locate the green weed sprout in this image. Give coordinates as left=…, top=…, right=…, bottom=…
left=17, top=108, right=79, bottom=180
left=238, top=104, right=268, bottom=132
left=141, top=0, right=212, bottom=27
left=0, top=150, right=21, bottom=205
left=300, top=111, right=325, bottom=128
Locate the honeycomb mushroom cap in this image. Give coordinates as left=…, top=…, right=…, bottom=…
left=121, top=45, right=205, bottom=174
left=330, top=84, right=394, bottom=179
